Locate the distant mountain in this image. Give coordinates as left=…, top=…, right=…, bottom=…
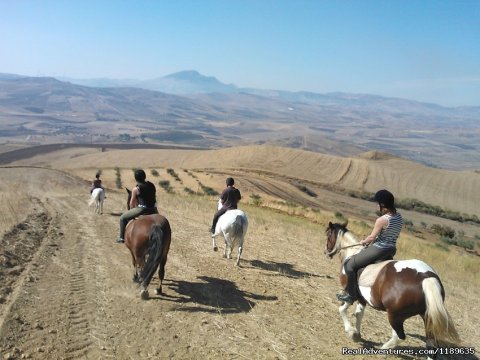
left=0, top=73, right=479, bottom=169
left=60, top=70, right=237, bottom=95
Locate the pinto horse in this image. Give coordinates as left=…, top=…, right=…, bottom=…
left=88, top=188, right=105, bottom=214
left=124, top=188, right=171, bottom=299
left=212, top=199, right=248, bottom=266
left=324, top=222, right=459, bottom=352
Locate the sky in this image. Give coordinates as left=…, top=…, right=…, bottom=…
left=1, top=0, right=479, bottom=107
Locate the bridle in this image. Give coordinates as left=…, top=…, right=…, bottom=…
left=325, top=227, right=363, bottom=257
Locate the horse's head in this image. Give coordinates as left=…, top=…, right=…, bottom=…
left=217, top=198, right=222, bottom=211
left=324, top=221, right=348, bottom=259
left=126, top=188, right=132, bottom=210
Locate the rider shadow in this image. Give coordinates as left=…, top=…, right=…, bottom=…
left=246, top=259, right=331, bottom=280
left=165, top=276, right=278, bottom=314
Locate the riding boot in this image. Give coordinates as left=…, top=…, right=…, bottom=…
left=337, top=270, right=357, bottom=304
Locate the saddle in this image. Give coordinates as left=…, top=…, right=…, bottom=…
left=357, top=259, right=394, bottom=288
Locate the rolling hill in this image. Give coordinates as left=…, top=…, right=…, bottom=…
left=1, top=73, right=479, bottom=170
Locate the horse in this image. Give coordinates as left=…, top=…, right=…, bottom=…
left=324, top=221, right=459, bottom=353
left=123, top=188, right=172, bottom=299
left=88, top=188, right=105, bottom=214
left=212, top=199, right=248, bottom=266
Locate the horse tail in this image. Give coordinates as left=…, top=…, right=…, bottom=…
left=140, top=224, right=164, bottom=288
left=88, top=190, right=99, bottom=206
left=422, top=277, right=460, bottom=344
left=232, top=215, right=245, bottom=240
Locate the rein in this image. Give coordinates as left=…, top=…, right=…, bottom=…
left=339, top=243, right=364, bottom=250
left=326, top=230, right=364, bottom=257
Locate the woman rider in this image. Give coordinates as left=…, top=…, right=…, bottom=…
left=116, top=169, right=158, bottom=243
left=336, top=189, right=404, bottom=304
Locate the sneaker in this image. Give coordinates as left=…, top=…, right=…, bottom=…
left=116, top=237, right=124, bottom=243
left=336, top=293, right=354, bottom=304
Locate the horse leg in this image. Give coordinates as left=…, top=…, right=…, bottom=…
left=381, top=313, right=405, bottom=349
left=224, top=234, right=233, bottom=259
left=129, top=253, right=140, bottom=282
left=212, top=234, right=218, bottom=252
left=381, top=328, right=402, bottom=349
left=353, top=303, right=365, bottom=341
left=339, top=302, right=360, bottom=340
left=138, top=259, right=148, bottom=299
left=155, top=256, right=167, bottom=295
left=235, top=237, right=244, bottom=267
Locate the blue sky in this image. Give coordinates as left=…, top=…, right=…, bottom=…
left=1, top=0, right=479, bottom=106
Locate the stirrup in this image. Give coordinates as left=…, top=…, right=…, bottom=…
left=336, top=293, right=354, bottom=304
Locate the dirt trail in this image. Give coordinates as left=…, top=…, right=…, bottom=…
left=0, top=168, right=477, bottom=360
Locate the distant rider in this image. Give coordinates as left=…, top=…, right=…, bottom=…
left=336, top=189, right=404, bottom=304
left=210, top=177, right=242, bottom=234
left=90, top=173, right=105, bottom=195
left=116, top=169, right=158, bottom=243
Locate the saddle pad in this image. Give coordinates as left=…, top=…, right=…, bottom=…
left=358, top=260, right=394, bottom=288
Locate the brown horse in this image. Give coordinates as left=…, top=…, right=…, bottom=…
left=124, top=188, right=171, bottom=299
left=324, top=222, right=459, bottom=354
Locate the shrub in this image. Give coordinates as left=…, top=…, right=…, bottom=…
left=198, top=182, right=219, bottom=196
left=159, top=180, right=174, bottom=193
left=151, top=169, right=159, bottom=177
left=114, top=167, right=122, bottom=189
left=294, top=183, right=317, bottom=197
left=184, top=187, right=196, bottom=195
left=431, top=224, right=455, bottom=239
left=440, top=236, right=474, bottom=250
left=250, top=193, right=262, bottom=206
left=167, top=168, right=182, bottom=182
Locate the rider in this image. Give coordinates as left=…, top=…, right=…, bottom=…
left=90, top=173, right=105, bottom=194
left=210, top=177, right=242, bottom=234
left=336, top=189, right=404, bottom=304
left=116, top=169, right=158, bottom=243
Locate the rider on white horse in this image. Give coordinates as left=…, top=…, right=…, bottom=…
left=210, top=177, right=242, bottom=234
left=90, top=173, right=105, bottom=195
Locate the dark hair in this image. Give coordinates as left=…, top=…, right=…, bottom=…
left=374, top=189, right=395, bottom=209
left=95, top=173, right=100, bottom=179
left=134, top=169, right=146, bottom=182
left=226, top=177, right=235, bottom=186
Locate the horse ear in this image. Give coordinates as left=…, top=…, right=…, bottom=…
left=328, top=221, right=333, bottom=228
left=125, top=187, right=131, bottom=194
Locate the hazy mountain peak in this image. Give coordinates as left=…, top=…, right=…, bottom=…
left=165, top=70, right=204, bottom=80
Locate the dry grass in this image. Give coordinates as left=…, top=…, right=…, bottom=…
left=10, top=145, right=480, bottom=218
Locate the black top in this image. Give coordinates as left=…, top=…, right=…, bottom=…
left=137, top=181, right=156, bottom=208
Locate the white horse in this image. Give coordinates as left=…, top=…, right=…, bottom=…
left=212, top=199, right=248, bottom=266
left=88, top=188, right=105, bottom=214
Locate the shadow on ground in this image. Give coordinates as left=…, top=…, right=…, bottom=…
left=163, top=276, right=278, bottom=313
left=246, top=259, right=333, bottom=279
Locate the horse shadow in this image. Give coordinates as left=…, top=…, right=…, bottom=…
left=245, top=259, right=332, bottom=280
left=162, top=276, right=277, bottom=313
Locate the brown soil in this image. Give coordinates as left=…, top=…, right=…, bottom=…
left=0, top=167, right=477, bottom=360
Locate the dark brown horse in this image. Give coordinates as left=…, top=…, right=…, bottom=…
left=324, top=222, right=459, bottom=353
left=124, top=188, right=171, bottom=299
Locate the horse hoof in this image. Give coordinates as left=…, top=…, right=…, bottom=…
left=154, top=287, right=162, bottom=295
left=352, top=332, right=362, bottom=342
left=213, top=246, right=218, bottom=252
left=140, top=289, right=149, bottom=300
